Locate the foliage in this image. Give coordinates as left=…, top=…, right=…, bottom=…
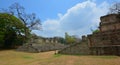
left=0, top=13, right=26, bottom=48
left=92, top=29, right=100, bottom=34
left=0, top=2, right=42, bottom=40
left=65, top=32, right=76, bottom=44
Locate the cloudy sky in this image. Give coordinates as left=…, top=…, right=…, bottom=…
left=0, top=0, right=120, bottom=37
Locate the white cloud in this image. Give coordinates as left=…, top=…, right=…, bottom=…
left=33, top=0, right=109, bottom=37
left=43, top=19, right=60, bottom=31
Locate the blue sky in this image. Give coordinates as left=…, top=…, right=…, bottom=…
left=0, top=0, right=120, bottom=37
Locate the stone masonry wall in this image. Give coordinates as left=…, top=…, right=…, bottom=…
left=100, top=14, right=120, bottom=32
left=17, top=37, right=66, bottom=53
left=58, top=38, right=90, bottom=55
left=88, top=29, right=120, bottom=47
left=88, top=30, right=120, bottom=55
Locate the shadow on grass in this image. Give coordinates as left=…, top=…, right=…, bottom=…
left=0, top=47, right=16, bottom=51
left=92, top=55, right=119, bottom=59
left=58, top=53, right=119, bottom=58
left=58, top=53, right=90, bottom=56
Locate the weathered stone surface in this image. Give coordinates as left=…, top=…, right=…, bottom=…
left=88, top=14, right=120, bottom=56
left=100, top=14, right=120, bottom=32
left=58, top=14, right=120, bottom=56
left=17, top=42, right=66, bottom=53
left=17, top=37, right=66, bottom=53
left=58, top=38, right=90, bottom=55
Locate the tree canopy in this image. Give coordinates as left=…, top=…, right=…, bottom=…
left=0, top=13, right=26, bottom=48
left=65, top=32, right=76, bottom=44
left=0, top=3, right=42, bottom=39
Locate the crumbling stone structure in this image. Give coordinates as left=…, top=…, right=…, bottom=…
left=58, top=36, right=90, bottom=55
left=59, top=14, right=120, bottom=56
left=17, top=14, right=120, bottom=55
left=88, top=14, right=120, bottom=56
left=17, top=37, right=66, bottom=53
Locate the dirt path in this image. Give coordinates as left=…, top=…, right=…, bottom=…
left=0, top=50, right=120, bottom=65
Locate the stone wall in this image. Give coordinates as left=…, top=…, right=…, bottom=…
left=90, top=46, right=120, bottom=55
left=87, top=30, right=120, bottom=56
left=58, top=29, right=120, bottom=55
left=88, top=14, right=120, bottom=46
left=87, top=14, right=120, bottom=56
left=58, top=37, right=90, bottom=55
left=100, top=14, right=120, bottom=32
left=88, top=30, right=120, bottom=47
left=17, top=37, right=66, bottom=53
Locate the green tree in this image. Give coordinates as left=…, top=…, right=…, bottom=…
left=1, top=3, right=42, bottom=40
left=65, top=32, right=76, bottom=44
left=0, top=13, right=26, bottom=48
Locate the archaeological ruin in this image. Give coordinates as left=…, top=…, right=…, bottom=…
left=17, top=36, right=67, bottom=53
left=58, top=36, right=90, bottom=55
left=17, top=14, right=120, bottom=56
left=59, top=14, right=120, bottom=56
left=88, top=14, right=120, bottom=55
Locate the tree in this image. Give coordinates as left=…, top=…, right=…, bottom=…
left=65, top=32, right=76, bottom=44
left=109, top=2, right=120, bottom=14
left=0, top=13, right=26, bottom=48
left=0, top=3, right=42, bottom=40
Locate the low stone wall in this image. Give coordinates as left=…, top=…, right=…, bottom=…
left=17, top=44, right=39, bottom=53
left=90, top=46, right=120, bottom=56
left=17, top=42, right=66, bottom=53
left=17, top=36, right=67, bottom=53
left=58, top=39, right=90, bottom=55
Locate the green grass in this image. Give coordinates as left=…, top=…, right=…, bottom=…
left=93, top=55, right=119, bottom=59
left=23, top=56, right=34, bottom=59
left=53, top=54, right=62, bottom=57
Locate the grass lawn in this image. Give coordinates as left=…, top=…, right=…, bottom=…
left=0, top=50, right=120, bottom=65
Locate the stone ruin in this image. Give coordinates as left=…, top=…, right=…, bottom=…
left=88, top=14, right=120, bottom=55
left=17, top=37, right=66, bottom=53
left=17, top=14, right=120, bottom=55
left=58, top=36, right=90, bottom=55
left=59, top=14, right=120, bottom=56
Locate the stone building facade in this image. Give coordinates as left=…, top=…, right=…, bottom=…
left=88, top=14, right=120, bottom=56
left=99, top=14, right=120, bottom=32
